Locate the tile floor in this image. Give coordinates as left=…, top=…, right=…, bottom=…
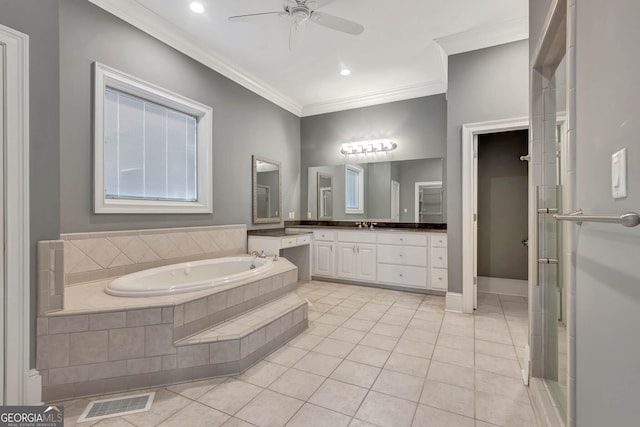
left=57, top=281, right=537, bottom=427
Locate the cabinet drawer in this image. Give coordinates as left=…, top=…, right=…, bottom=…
left=281, top=236, right=297, bottom=248
left=431, top=247, right=448, bottom=268
left=377, top=245, right=427, bottom=267
left=296, top=234, right=311, bottom=245
left=313, top=230, right=335, bottom=241
left=337, top=231, right=377, bottom=244
left=377, top=264, right=427, bottom=288
left=430, top=233, right=447, bottom=248
left=430, top=268, right=448, bottom=291
left=377, top=232, right=427, bottom=246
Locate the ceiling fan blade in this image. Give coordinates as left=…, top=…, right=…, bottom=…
left=229, top=11, right=286, bottom=21
left=310, top=12, right=364, bottom=35
left=289, top=21, right=306, bottom=51
left=306, top=0, right=335, bottom=10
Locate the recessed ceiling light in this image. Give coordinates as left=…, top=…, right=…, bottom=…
left=190, top=2, right=205, bottom=14
left=340, top=69, right=351, bottom=76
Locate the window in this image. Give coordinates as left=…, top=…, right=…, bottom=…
left=94, top=62, right=212, bottom=213
left=345, top=164, right=364, bottom=214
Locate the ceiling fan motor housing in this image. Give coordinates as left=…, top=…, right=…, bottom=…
left=290, top=6, right=311, bottom=23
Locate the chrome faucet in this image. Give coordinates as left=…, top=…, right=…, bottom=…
left=250, top=250, right=266, bottom=259
left=370, top=222, right=377, bottom=230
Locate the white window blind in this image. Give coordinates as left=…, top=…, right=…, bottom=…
left=104, top=88, right=198, bottom=202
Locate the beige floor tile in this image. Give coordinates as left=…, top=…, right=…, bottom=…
left=412, top=404, right=475, bottom=427
left=287, top=333, right=323, bottom=350
left=386, top=307, right=416, bottom=318
left=308, top=378, right=368, bottom=416
left=407, top=318, right=442, bottom=332
left=315, top=313, right=349, bottom=326
left=236, top=390, right=304, bottom=427
left=122, top=389, right=191, bottom=426
left=265, top=345, right=308, bottom=367
left=293, top=351, right=342, bottom=376
left=359, top=332, right=398, bottom=351
left=92, top=418, right=136, bottom=427
left=341, top=317, right=376, bottom=332
left=313, top=338, right=357, bottom=358
left=370, top=322, right=406, bottom=338
left=285, top=403, right=351, bottom=427
left=475, top=327, right=513, bottom=345
left=475, top=339, right=518, bottom=361
left=432, top=346, right=475, bottom=369
left=237, top=361, right=288, bottom=387
left=349, top=419, right=378, bottom=427
left=221, top=418, right=256, bottom=427
left=355, top=391, right=417, bottom=427
left=198, top=379, right=263, bottom=415
left=268, top=368, right=325, bottom=401
left=419, top=380, right=474, bottom=418
left=166, top=377, right=226, bottom=400
left=329, top=359, right=381, bottom=388
left=158, top=402, right=229, bottom=427
left=352, top=310, right=385, bottom=322
left=60, top=398, right=92, bottom=426
left=412, top=310, right=443, bottom=323
left=379, top=314, right=412, bottom=327
left=361, top=302, right=390, bottom=313
left=328, top=306, right=359, bottom=318
left=305, top=322, right=338, bottom=337
left=385, top=352, right=430, bottom=377
left=426, top=361, right=475, bottom=390
left=346, top=345, right=391, bottom=368
left=475, top=370, right=531, bottom=404
left=439, top=323, right=475, bottom=338
left=435, top=333, right=475, bottom=352
left=402, top=328, right=438, bottom=344
left=372, top=369, right=425, bottom=402
left=394, top=337, right=435, bottom=359
left=328, top=326, right=367, bottom=344
left=475, top=353, right=522, bottom=379
left=475, top=390, right=536, bottom=426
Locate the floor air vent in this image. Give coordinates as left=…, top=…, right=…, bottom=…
left=77, top=391, right=155, bottom=423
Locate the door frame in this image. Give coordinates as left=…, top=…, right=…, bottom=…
left=461, top=117, right=529, bottom=313
left=0, top=24, right=32, bottom=404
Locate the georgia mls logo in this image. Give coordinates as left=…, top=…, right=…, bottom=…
left=0, top=405, right=64, bottom=427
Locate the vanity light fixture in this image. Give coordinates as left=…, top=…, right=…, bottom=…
left=340, top=68, right=351, bottom=76
left=190, top=2, right=205, bottom=14
left=340, top=139, right=397, bottom=155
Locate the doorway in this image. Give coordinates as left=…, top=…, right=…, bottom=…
left=476, top=130, right=529, bottom=297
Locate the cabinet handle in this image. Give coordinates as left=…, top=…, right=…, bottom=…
left=439, top=256, right=443, bottom=260
left=399, top=273, right=403, bottom=277
left=357, top=245, right=360, bottom=253
left=400, top=238, right=404, bottom=241
left=399, top=254, right=403, bottom=257
left=330, top=244, right=333, bottom=252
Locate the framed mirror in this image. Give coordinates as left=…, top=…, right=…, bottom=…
left=252, top=155, right=282, bottom=224
left=317, top=172, right=333, bottom=220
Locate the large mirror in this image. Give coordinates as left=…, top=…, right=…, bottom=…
left=307, top=157, right=445, bottom=223
left=317, top=172, right=333, bottom=220
left=252, top=155, right=281, bottom=224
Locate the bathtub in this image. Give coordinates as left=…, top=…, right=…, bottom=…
left=105, top=256, right=273, bottom=297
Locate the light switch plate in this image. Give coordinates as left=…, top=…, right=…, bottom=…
left=612, top=147, right=627, bottom=199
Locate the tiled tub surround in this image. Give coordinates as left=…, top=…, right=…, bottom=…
left=37, top=261, right=305, bottom=402
left=36, top=225, right=309, bottom=402
left=38, top=224, right=248, bottom=315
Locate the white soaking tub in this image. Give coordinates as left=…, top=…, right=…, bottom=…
left=105, top=256, right=273, bottom=297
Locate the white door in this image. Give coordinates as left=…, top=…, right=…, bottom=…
left=313, top=241, right=334, bottom=277
left=391, top=180, right=400, bottom=222
left=337, top=243, right=358, bottom=279
left=473, top=137, right=478, bottom=309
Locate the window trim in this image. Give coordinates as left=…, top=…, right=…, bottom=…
left=345, top=164, right=364, bottom=214
left=93, top=62, right=213, bottom=214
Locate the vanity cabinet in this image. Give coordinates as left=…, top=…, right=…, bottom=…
left=336, top=231, right=377, bottom=282
left=304, top=227, right=447, bottom=292
left=312, top=230, right=335, bottom=277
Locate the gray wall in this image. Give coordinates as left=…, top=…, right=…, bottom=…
left=366, top=162, right=392, bottom=220
left=59, top=0, right=300, bottom=232
left=301, top=95, right=447, bottom=218
left=477, top=130, right=528, bottom=280
left=0, top=0, right=61, bottom=368
left=573, top=1, right=640, bottom=425
left=446, top=40, right=529, bottom=293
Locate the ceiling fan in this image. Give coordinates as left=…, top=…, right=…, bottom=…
left=229, top=0, right=364, bottom=50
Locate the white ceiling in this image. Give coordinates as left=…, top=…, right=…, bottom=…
left=90, top=0, right=528, bottom=116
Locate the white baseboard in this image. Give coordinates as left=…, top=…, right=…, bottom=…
left=445, top=292, right=463, bottom=312
left=478, top=276, right=528, bottom=297
left=28, top=369, right=42, bottom=405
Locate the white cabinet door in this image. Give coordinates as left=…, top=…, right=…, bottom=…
left=313, top=241, right=335, bottom=277
left=357, top=243, right=377, bottom=281
left=337, top=243, right=358, bottom=279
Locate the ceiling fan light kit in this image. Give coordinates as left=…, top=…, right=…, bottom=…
left=229, top=0, right=364, bottom=50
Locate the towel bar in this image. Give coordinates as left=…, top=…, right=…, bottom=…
left=554, top=209, right=640, bottom=227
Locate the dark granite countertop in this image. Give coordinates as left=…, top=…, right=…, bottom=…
left=247, top=228, right=313, bottom=237
left=284, top=220, right=447, bottom=232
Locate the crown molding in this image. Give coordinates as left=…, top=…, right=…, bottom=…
left=88, top=0, right=303, bottom=116
left=301, top=79, right=447, bottom=117
left=435, top=17, right=529, bottom=56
